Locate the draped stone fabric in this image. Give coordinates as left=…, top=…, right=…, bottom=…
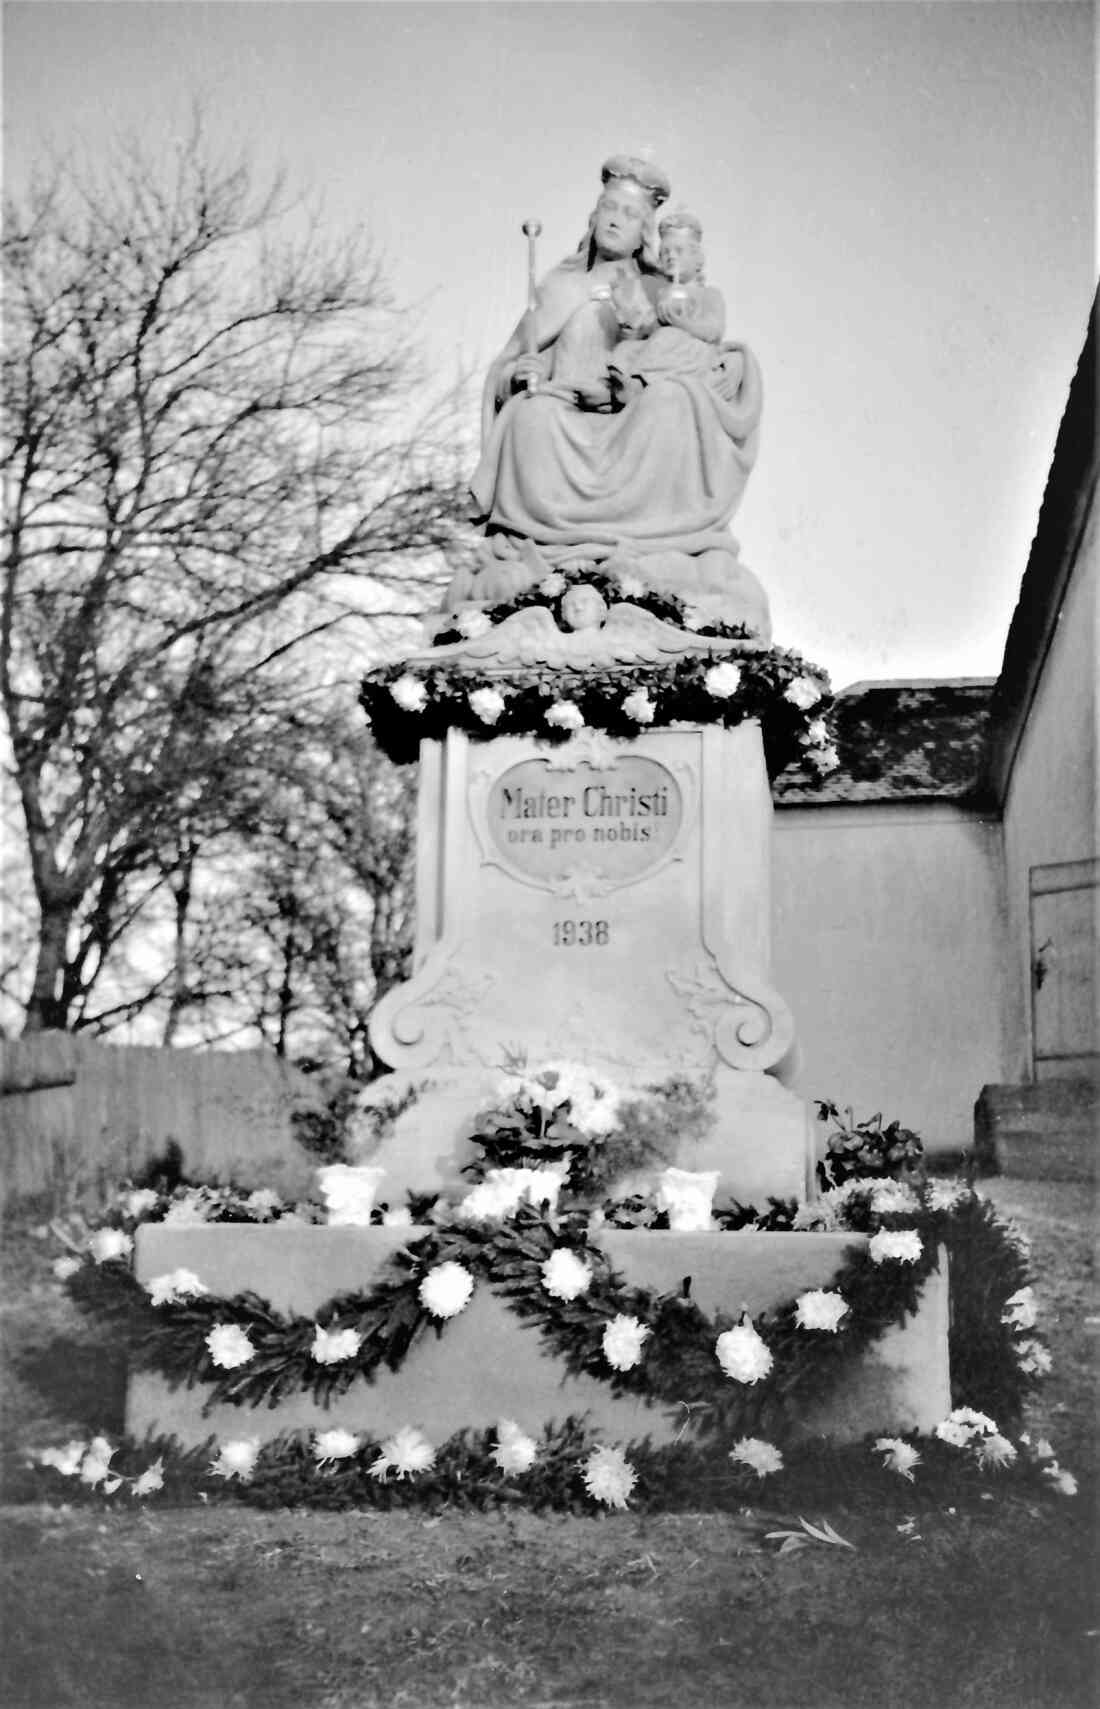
left=470, top=296, right=763, bottom=569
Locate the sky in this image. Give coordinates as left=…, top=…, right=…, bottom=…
left=4, top=0, right=1096, bottom=692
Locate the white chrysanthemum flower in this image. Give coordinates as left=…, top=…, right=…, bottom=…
left=121, top=1188, right=159, bottom=1220
left=205, top=1323, right=256, bottom=1370
left=492, top=1418, right=539, bottom=1476
left=1043, top=1464, right=1078, bottom=1496
left=602, top=1314, right=650, bottom=1372
left=545, top=700, right=584, bottom=731
left=540, top=1248, right=592, bottom=1302
left=784, top=675, right=822, bottom=710
left=313, top=1428, right=361, bottom=1467
left=1016, top=1339, right=1052, bottom=1375
left=804, top=718, right=829, bottom=747
left=131, top=1459, right=165, bottom=1498
left=874, top=1437, right=922, bottom=1481
left=244, top=1188, right=282, bottom=1220
left=146, top=1268, right=208, bottom=1307
left=368, top=1425, right=435, bottom=1481
left=210, top=1438, right=261, bottom=1481
left=468, top=685, right=506, bottom=725
left=729, top=1437, right=784, bottom=1479
left=868, top=1228, right=923, bottom=1265
left=389, top=673, right=428, bottom=712
left=88, top=1228, right=133, bottom=1264
left=869, top=1179, right=920, bottom=1215
left=418, top=1260, right=475, bottom=1320
left=809, top=744, right=840, bottom=774
left=162, top=1196, right=210, bottom=1227
left=791, top=1201, right=836, bottom=1232
left=310, top=1325, right=363, bottom=1365
left=1001, top=1286, right=1039, bottom=1330
left=539, top=572, right=566, bottom=597
left=975, top=1432, right=1017, bottom=1470
left=382, top=1206, right=414, bottom=1228
left=582, top=1444, right=637, bottom=1509
left=317, top=1163, right=387, bottom=1226
left=926, top=1179, right=970, bottom=1213
left=79, top=1437, right=115, bottom=1486
left=458, top=1175, right=525, bottom=1223
left=715, top=1322, right=773, bottom=1385
left=703, top=661, right=742, bottom=699
left=794, top=1288, right=849, bottom=1333
left=622, top=688, right=656, bottom=724
left=934, top=1407, right=998, bottom=1447
left=52, top=1255, right=83, bottom=1282
left=456, top=608, right=491, bottom=639
left=36, top=1439, right=87, bottom=1477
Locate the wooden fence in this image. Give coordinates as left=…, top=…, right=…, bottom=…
left=0, top=1033, right=323, bottom=1207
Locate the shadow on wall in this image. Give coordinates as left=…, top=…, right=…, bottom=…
left=0, top=1033, right=323, bottom=1210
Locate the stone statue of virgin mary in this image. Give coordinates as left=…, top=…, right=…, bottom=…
left=465, top=153, right=770, bottom=638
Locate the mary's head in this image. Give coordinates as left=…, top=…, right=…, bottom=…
left=570, top=153, right=670, bottom=274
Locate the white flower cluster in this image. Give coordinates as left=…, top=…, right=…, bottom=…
left=210, top=1437, right=261, bottom=1481
left=581, top=1444, right=636, bottom=1509
left=310, top=1325, right=363, bottom=1364
left=205, top=1323, right=255, bottom=1370
left=728, top=1436, right=784, bottom=1479
left=468, top=685, right=507, bottom=725
left=540, top=1248, right=592, bottom=1302
left=496, top=1059, right=623, bottom=1139
left=933, top=1407, right=1018, bottom=1470
left=368, top=1425, right=436, bottom=1482
left=313, top=1428, right=361, bottom=1467
left=715, top=1321, right=773, bottom=1385
left=145, top=1268, right=208, bottom=1307
left=601, top=1314, right=650, bottom=1372
left=867, top=1228, right=923, bottom=1265
left=800, top=715, right=839, bottom=775
left=874, top=1436, right=922, bottom=1481
left=87, top=1228, right=132, bottom=1264
left=545, top=700, right=584, bottom=732
left=33, top=1436, right=164, bottom=1498
left=458, top=1164, right=569, bottom=1223
left=793, top=1288, right=849, bottom=1333
left=492, top=1418, right=539, bottom=1476
left=1001, top=1285, right=1039, bottom=1331
left=418, top=1260, right=475, bottom=1320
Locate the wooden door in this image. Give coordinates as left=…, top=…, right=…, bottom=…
left=1030, top=858, right=1099, bottom=1079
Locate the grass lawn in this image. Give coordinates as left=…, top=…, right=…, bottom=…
left=1, top=1176, right=1096, bottom=1709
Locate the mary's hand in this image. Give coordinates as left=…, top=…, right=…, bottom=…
left=508, top=353, right=551, bottom=394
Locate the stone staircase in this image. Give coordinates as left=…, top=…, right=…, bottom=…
left=974, top=1079, right=1099, bottom=1181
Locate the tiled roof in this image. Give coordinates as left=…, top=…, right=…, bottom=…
left=773, top=679, right=997, bottom=806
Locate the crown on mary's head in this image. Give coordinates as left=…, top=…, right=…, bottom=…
left=658, top=206, right=703, bottom=241
left=600, top=153, right=671, bottom=208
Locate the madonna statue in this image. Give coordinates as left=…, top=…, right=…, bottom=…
left=466, top=153, right=770, bottom=637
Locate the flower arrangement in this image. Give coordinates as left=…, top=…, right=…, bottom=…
left=359, top=621, right=835, bottom=780
left=35, top=1090, right=1070, bottom=1515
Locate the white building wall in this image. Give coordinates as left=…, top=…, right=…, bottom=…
left=772, top=803, right=1007, bottom=1154
left=1001, top=493, right=1099, bottom=1079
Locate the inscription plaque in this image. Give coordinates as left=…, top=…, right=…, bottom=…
left=486, top=755, right=683, bottom=886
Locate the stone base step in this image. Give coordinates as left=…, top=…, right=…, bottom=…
left=974, top=1080, right=1098, bottom=1181
left=126, top=1224, right=950, bottom=1451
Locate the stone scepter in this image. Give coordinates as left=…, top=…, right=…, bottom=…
left=521, top=218, right=542, bottom=391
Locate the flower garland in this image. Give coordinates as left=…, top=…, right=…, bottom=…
left=38, top=1080, right=1071, bottom=1513
left=23, top=1413, right=1077, bottom=1518
left=359, top=580, right=836, bottom=778
left=61, top=1177, right=1045, bottom=1447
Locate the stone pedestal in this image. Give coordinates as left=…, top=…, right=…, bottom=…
left=126, top=1223, right=951, bottom=1449
left=364, top=721, right=811, bottom=1205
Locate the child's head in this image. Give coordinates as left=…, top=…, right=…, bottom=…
left=658, top=209, right=704, bottom=284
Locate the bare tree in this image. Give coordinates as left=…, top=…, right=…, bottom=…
left=2, top=122, right=461, bottom=1032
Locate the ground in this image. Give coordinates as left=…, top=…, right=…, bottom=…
left=1, top=1177, right=1096, bottom=1709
